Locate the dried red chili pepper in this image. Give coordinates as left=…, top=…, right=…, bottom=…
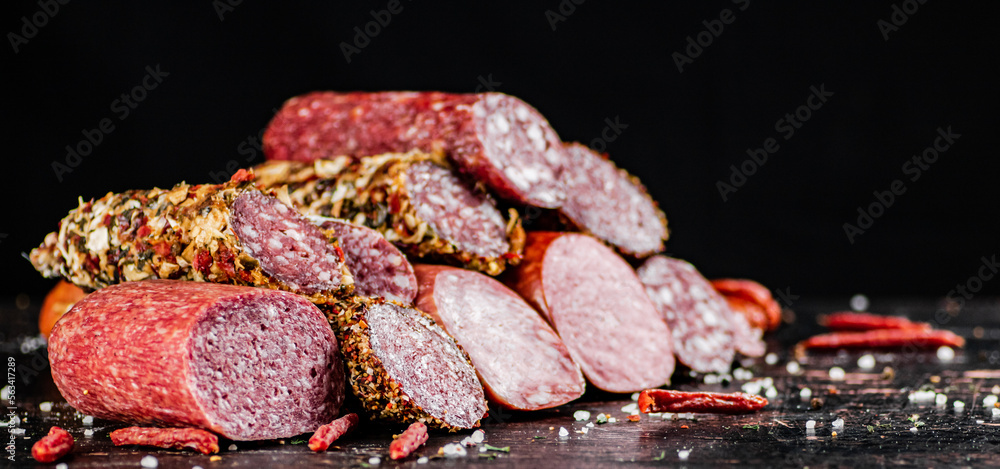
left=722, top=295, right=770, bottom=331
left=819, top=312, right=931, bottom=331
left=32, top=426, right=74, bottom=463
left=798, top=329, right=965, bottom=351
left=710, top=279, right=781, bottom=331
left=110, top=427, right=219, bottom=454
left=308, top=413, right=360, bottom=452
left=389, top=421, right=428, bottom=460
left=637, top=390, right=768, bottom=414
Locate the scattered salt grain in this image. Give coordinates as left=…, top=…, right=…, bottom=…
left=56, top=464, right=68, bottom=469
left=586, top=422, right=595, bottom=428
left=678, top=449, right=690, bottom=460
left=850, top=294, right=869, bottom=311
left=558, top=427, right=569, bottom=438
left=954, top=400, right=966, bottom=412
left=832, top=418, right=844, bottom=429
left=992, top=408, right=1000, bottom=419
left=472, top=429, right=486, bottom=443
left=84, top=429, right=94, bottom=437
left=908, top=390, right=936, bottom=404
left=461, top=436, right=476, bottom=447
left=800, top=388, right=813, bottom=400
left=765, top=387, right=778, bottom=399
left=621, top=403, right=639, bottom=414
left=936, top=394, right=948, bottom=407
left=417, top=456, right=429, bottom=464
left=829, top=367, right=846, bottom=380
left=479, top=446, right=487, bottom=453
left=765, top=353, right=779, bottom=365
left=937, top=346, right=955, bottom=362
left=82, top=415, right=94, bottom=425
left=977, top=419, right=985, bottom=424
left=573, top=410, right=591, bottom=421
left=983, top=395, right=998, bottom=408
left=993, top=385, right=1000, bottom=395
left=631, top=392, right=640, bottom=401
left=909, top=427, right=918, bottom=433
left=608, top=417, right=617, bottom=423
left=140, top=455, right=159, bottom=468
left=193, top=466, right=204, bottom=469
left=786, top=361, right=801, bottom=375
left=805, top=420, right=816, bottom=429
left=857, top=354, right=876, bottom=370
left=580, top=427, right=590, bottom=434
left=39, top=402, right=53, bottom=412
left=704, top=374, right=720, bottom=385
left=228, top=444, right=237, bottom=451
left=442, top=443, right=466, bottom=458
left=369, top=456, right=381, bottom=465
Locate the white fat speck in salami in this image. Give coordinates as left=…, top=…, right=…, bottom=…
left=309, top=216, right=418, bottom=304
left=636, top=255, right=741, bottom=373
left=47, top=280, right=344, bottom=440
left=504, top=232, right=674, bottom=393
left=413, top=264, right=585, bottom=410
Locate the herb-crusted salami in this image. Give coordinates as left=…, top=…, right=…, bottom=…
left=503, top=232, right=675, bottom=393
left=558, top=143, right=668, bottom=257
left=413, top=264, right=585, bottom=411
left=28, top=170, right=352, bottom=303
left=48, top=280, right=345, bottom=441
left=310, top=216, right=417, bottom=304
left=637, top=256, right=740, bottom=373
left=326, top=298, right=488, bottom=430
left=254, top=151, right=524, bottom=276
left=263, top=91, right=569, bottom=208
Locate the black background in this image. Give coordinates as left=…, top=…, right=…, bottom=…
left=3, top=1, right=999, bottom=302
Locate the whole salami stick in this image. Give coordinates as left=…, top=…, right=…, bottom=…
left=255, top=151, right=525, bottom=276
left=29, top=170, right=352, bottom=302
left=309, top=413, right=360, bottom=452
left=110, top=427, right=219, bottom=454
left=798, top=329, right=965, bottom=351
left=818, top=312, right=931, bottom=331
left=389, top=422, right=428, bottom=460
left=31, top=426, right=74, bottom=463
left=637, top=390, right=768, bottom=414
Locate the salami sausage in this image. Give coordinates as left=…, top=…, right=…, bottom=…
left=557, top=143, right=667, bottom=257
left=326, top=298, right=487, bottom=430
left=413, top=264, right=585, bottom=410
left=29, top=170, right=352, bottom=303
left=48, top=280, right=345, bottom=441
left=263, top=91, right=569, bottom=208
left=309, top=216, right=417, bottom=304
left=255, top=151, right=524, bottom=276
left=502, top=232, right=674, bottom=393
left=636, top=255, right=737, bottom=373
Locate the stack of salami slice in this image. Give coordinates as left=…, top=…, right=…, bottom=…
left=29, top=91, right=780, bottom=441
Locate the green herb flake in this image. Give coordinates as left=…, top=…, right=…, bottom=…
left=533, top=436, right=546, bottom=440
left=652, top=451, right=667, bottom=461
left=290, top=438, right=308, bottom=445
left=742, top=424, right=760, bottom=430
left=596, top=414, right=609, bottom=424
left=867, top=425, right=875, bottom=433
left=484, top=444, right=510, bottom=453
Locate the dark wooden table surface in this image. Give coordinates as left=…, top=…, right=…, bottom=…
left=4, top=296, right=1000, bottom=468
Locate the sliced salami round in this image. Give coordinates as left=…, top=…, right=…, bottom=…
left=263, top=91, right=569, bottom=208
left=503, top=232, right=674, bottom=393
left=48, top=280, right=345, bottom=441
left=413, top=264, right=585, bottom=410
left=309, top=216, right=417, bottom=304
left=558, top=143, right=668, bottom=257
left=326, top=298, right=487, bottom=430
left=636, top=256, right=737, bottom=373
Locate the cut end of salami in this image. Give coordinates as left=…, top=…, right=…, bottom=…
left=637, top=256, right=736, bottom=374
left=231, top=190, right=348, bottom=295
left=505, top=232, right=674, bottom=393
left=48, top=280, right=345, bottom=441
left=413, top=264, right=585, bottom=411
left=330, top=299, right=487, bottom=430
left=558, top=143, right=668, bottom=257
left=309, top=216, right=417, bottom=304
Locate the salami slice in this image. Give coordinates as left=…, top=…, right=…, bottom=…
left=47, top=280, right=345, bottom=441
left=28, top=170, right=352, bottom=303
left=558, top=143, right=668, bottom=257
left=502, top=232, right=674, bottom=393
left=413, top=264, right=585, bottom=410
left=255, top=151, right=524, bottom=276
left=309, top=216, right=417, bottom=304
left=263, top=91, right=569, bottom=208
left=326, top=298, right=487, bottom=430
left=636, top=256, right=737, bottom=373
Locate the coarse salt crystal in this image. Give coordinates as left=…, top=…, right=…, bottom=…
left=829, top=367, right=846, bottom=380
left=479, top=446, right=487, bottom=453
left=39, top=402, right=53, bottom=412
left=786, top=361, right=801, bottom=374
left=442, top=443, right=466, bottom=458
left=608, top=417, right=617, bottom=423
left=992, top=408, right=1000, bottom=418
left=850, top=294, right=869, bottom=311
left=228, top=444, right=237, bottom=451
left=766, top=387, right=778, bottom=399
left=909, top=390, right=936, bottom=404
left=805, top=420, right=816, bottom=429
left=937, top=346, right=955, bottom=362
left=194, top=466, right=204, bottom=469
left=936, top=394, right=948, bottom=407
left=631, top=392, right=640, bottom=401
left=621, top=403, right=638, bottom=414
left=800, top=388, right=812, bottom=400
left=678, top=449, right=691, bottom=460
left=993, top=385, right=1000, bottom=395
left=984, top=395, right=998, bottom=408
left=858, top=354, right=876, bottom=370
left=765, top=353, right=779, bottom=365
left=832, top=418, right=844, bottom=428
left=586, top=422, right=595, bottom=427
left=417, top=456, right=429, bottom=464
left=954, top=400, right=966, bottom=411
left=461, top=436, right=475, bottom=447
left=140, top=455, right=159, bottom=468
left=369, top=456, right=381, bottom=465
left=573, top=410, right=591, bottom=421
left=84, top=429, right=94, bottom=437
left=82, top=415, right=94, bottom=425
left=910, top=427, right=918, bottom=433
left=558, top=427, right=569, bottom=437
left=580, top=427, right=590, bottom=434
left=56, top=464, right=68, bottom=469
left=472, top=429, right=485, bottom=443
left=704, top=374, right=720, bottom=385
